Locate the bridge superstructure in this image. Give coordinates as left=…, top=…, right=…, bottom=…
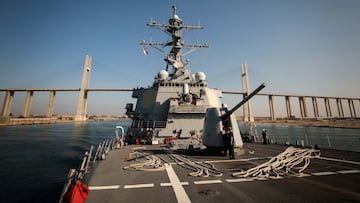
left=0, top=55, right=359, bottom=121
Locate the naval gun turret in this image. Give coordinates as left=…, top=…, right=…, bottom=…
left=124, top=6, right=264, bottom=152
left=202, top=83, right=266, bottom=152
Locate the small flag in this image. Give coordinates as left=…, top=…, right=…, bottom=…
left=141, top=46, right=149, bottom=55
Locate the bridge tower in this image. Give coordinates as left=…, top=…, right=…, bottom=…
left=75, top=55, right=92, bottom=121
left=241, top=63, right=254, bottom=122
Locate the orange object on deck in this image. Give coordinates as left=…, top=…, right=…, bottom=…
left=164, top=137, right=177, bottom=144
left=66, top=181, right=89, bottom=203
left=135, top=137, right=140, bottom=144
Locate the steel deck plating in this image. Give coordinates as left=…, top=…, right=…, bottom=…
left=85, top=143, right=360, bottom=203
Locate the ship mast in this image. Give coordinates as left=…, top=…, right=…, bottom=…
left=141, top=5, right=208, bottom=81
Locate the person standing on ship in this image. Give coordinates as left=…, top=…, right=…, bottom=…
left=262, top=129, right=268, bottom=144
left=223, top=126, right=235, bottom=159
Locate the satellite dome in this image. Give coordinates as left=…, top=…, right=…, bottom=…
left=158, top=70, right=169, bottom=80
left=195, top=72, right=206, bottom=81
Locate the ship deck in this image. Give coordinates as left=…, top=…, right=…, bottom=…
left=85, top=143, right=360, bottom=203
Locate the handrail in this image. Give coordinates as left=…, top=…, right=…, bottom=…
left=131, top=120, right=167, bottom=129
left=58, top=137, right=118, bottom=203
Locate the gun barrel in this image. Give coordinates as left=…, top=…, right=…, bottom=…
left=221, top=83, right=266, bottom=120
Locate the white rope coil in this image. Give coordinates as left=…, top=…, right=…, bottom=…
left=123, top=147, right=222, bottom=177
left=167, top=152, right=223, bottom=177
left=123, top=148, right=165, bottom=172
left=232, top=146, right=320, bottom=178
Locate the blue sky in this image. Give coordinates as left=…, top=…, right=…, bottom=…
left=0, top=0, right=359, bottom=117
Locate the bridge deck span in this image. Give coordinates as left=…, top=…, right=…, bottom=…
left=0, top=88, right=359, bottom=120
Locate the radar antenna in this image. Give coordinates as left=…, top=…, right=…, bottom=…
left=140, top=5, right=208, bottom=80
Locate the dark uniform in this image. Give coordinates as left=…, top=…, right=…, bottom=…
left=262, top=129, right=267, bottom=144
left=223, top=127, right=235, bottom=159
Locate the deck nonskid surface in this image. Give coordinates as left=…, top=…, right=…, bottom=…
left=86, top=143, right=360, bottom=203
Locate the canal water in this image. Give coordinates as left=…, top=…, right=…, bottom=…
left=0, top=120, right=359, bottom=202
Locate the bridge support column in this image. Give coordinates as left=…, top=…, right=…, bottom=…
left=241, top=63, right=254, bottom=122
left=1, top=90, right=15, bottom=117
left=336, top=98, right=344, bottom=117
left=312, top=97, right=319, bottom=118
left=347, top=99, right=356, bottom=118
left=285, top=96, right=292, bottom=118
left=23, top=91, right=34, bottom=117
left=299, top=97, right=307, bottom=118
left=269, top=95, right=275, bottom=120
left=241, top=64, right=248, bottom=122
left=46, top=90, right=56, bottom=117
left=75, top=55, right=92, bottom=121
left=324, top=98, right=332, bottom=117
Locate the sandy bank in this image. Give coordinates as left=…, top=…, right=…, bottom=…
left=253, top=118, right=360, bottom=129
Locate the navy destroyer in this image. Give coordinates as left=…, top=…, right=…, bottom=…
left=123, top=5, right=265, bottom=152
left=59, top=6, right=360, bottom=203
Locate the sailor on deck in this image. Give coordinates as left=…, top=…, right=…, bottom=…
left=262, top=129, right=268, bottom=144
left=223, top=126, right=235, bottom=159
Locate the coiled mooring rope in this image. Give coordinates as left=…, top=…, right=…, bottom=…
left=123, top=147, right=166, bottom=172
left=232, top=146, right=320, bottom=178
left=123, top=147, right=223, bottom=177
left=166, top=150, right=223, bottom=177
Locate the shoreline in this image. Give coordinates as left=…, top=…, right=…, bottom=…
left=1, top=116, right=360, bottom=129
left=247, top=118, right=360, bottom=129
left=0, top=116, right=127, bottom=127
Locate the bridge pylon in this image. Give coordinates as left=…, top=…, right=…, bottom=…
left=241, top=63, right=254, bottom=122
left=75, top=55, right=92, bottom=121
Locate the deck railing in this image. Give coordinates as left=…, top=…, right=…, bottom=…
left=131, top=120, right=167, bottom=129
